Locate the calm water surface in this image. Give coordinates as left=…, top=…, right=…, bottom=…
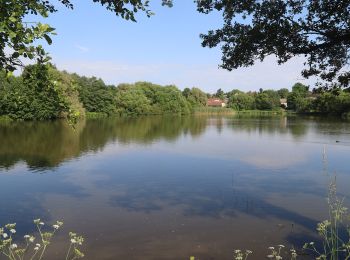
left=0, top=115, right=350, bottom=259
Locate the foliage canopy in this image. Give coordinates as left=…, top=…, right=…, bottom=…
left=197, top=0, right=350, bottom=89
left=1, top=0, right=350, bottom=90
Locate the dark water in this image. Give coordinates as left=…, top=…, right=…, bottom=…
left=0, top=115, right=349, bottom=259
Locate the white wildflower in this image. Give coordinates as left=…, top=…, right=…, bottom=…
left=34, top=247, right=39, bottom=251
left=35, top=243, right=41, bottom=248
left=70, top=238, right=77, bottom=244
left=310, top=242, right=315, bottom=246
left=39, top=222, right=44, bottom=226
left=2, top=233, right=8, bottom=238
left=10, top=229, right=16, bottom=234
left=267, top=255, right=274, bottom=259
left=10, top=244, right=17, bottom=249
left=234, top=249, right=241, bottom=253
left=268, top=247, right=275, bottom=250
left=24, top=235, right=30, bottom=239
left=29, top=236, right=35, bottom=243
left=53, top=224, right=59, bottom=230
left=278, top=244, right=285, bottom=248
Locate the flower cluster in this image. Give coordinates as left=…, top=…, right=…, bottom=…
left=66, top=232, right=85, bottom=259
left=233, top=249, right=252, bottom=260
left=0, top=219, right=84, bottom=260
left=265, top=244, right=297, bottom=260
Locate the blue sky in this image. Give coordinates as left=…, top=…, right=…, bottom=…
left=37, top=0, right=314, bottom=93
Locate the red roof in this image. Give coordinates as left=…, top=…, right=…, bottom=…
left=207, top=98, right=224, bottom=106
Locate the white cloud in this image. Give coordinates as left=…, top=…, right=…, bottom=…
left=75, top=44, right=89, bottom=53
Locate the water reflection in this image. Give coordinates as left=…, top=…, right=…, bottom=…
left=0, top=116, right=208, bottom=169
left=1, top=115, right=350, bottom=259
left=1, top=115, right=349, bottom=171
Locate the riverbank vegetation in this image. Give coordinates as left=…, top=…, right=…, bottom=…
left=1, top=65, right=350, bottom=121
left=225, top=83, right=350, bottom=117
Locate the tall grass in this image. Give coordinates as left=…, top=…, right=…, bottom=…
left=194, top=107, right=236, bottom=115
left=235, top=109, right=287, bottom=115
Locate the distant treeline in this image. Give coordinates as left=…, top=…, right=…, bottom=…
left=223, top=83, right=350, bottom=117
left=1, top=64, right=350, bottom=121
left=0, top=64, right=200, bottom=121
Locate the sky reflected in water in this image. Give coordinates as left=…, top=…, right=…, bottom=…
left=0, top=115, right=349, bottom=259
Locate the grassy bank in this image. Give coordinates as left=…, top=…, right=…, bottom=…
left=85, top=112, right=110, bottom=119
left=194, top=107, right=237, bottom=115
left=193, top=108, right=290, bottom=116
left=0, top=115, right=13, bottom=123
left=235, top=109, right=288, bottom=115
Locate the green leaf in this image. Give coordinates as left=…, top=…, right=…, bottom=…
left=9, top=16, right=17, bottom=23
left=12, top=52, right=20, bottom=59
left=43, top=34, right=52, bottom=45
left=46, top=27, right=56, bottom=33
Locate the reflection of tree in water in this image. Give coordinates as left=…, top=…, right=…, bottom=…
left=225, top=115, right=310, bottom=138
left=0, top=120, right=85, bottom=169
left=226, top=115, right=290, bottom=136
left=1, top=115, right=348, bottom=170
left=0, top=116, right=208, bottom=169
left=287, top=116, right=350, bottom=140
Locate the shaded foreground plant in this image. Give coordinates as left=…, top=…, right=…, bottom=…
left=303, top=177, right=350, bottom=260
left=0, top=219, right=84, bottom=260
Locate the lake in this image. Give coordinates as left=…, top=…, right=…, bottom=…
left=0, top=115, right=349, bottom=260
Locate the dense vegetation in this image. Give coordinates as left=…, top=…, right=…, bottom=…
left=0, top=64, right=84, bottom=121
left=225, top=83, right=350, bottom=117
left=0, top=65, right=195, bottom=120
left=1, top=65, right=350, bottom=121
left=115, top=82, right=191, bottom=116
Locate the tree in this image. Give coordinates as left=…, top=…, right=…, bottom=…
left=183, top=87, right=207, bottom=107
left=228, top=92, right=255, bottom=110
left=255, top=91, right=280, bottom=110
left=114, top=82, right=191, bottom=116
left=0, top=64, right=83, bottom=120
left=115, top=85, right=152, bottom=116
left=287, top=92, right=312, bottom=112
left=214, top=88, right=225, bottom=99
left=182, top=88, right=191, bottom=98
left=292, top=82, right=309, bottom=97
left=255, top=93, right=272, bottom=110
left=73, top=75, right=116, bottom=115
left=277, top=88, right=289, bottom=99
left=197, top=0, right=350, bottom=89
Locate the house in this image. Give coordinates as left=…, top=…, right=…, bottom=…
left=280, top=98, right=288, bottom=108
left=207, top=98, right=226, bottom=107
